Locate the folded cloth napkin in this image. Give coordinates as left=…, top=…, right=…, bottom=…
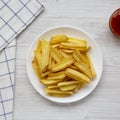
left=0, top=0, right=44, bottom=120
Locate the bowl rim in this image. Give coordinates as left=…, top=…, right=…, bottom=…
left=26, top=25, right=103, bottom=103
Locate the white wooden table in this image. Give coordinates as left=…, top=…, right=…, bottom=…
left=14, top=0, right=120, bottom=120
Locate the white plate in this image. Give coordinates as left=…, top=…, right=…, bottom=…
left=26, top=26, right=103, bottom=103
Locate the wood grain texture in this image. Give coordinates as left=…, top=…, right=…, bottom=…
left=14, top=0, right=120, bottom=120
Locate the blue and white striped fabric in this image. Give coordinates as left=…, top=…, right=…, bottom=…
left=0, top=0, right=44, bottom=120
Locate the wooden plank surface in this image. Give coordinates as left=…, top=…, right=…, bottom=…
left=14, top=0, right=120, bottom=120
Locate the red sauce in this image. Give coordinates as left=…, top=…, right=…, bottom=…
left=109, top=9, right=120, bottom=37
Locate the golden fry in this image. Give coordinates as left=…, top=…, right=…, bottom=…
left=57, top=81, right=79, bottom=86
left=41, top=39, right=50, bottom=72
left=74, top=62, right=92, bottom=79
left=62, top=49, right=74, bottom=53
left=59, top=84, right=77, bottom=91
left=50, top=47, right=62, bottom=62
left=48, top=71, right=65, bottom=77
left=40, top=79, right=63, bottom=85
left=85, top=54, right=96, bottom=78
left=74, top=49, right=88, bottom=64
left=47, top=85, right=58, bottom=89
left=44, top=88, right=73, bottom=95
left=36, top=40, right=42, bottom=52
left=51, top=58, right=74, bottom=72
left=59, top=50, right=72, bottom=59
left=50, top=35, right=68, bottom=44
left=65, top=68, right=90, bottom=83
left=34, top=51, right=42, bottom=73
left=68, top=37, right=86, bottom=45
left=60, top=42, right=86, bottom=49
left=32, top=60, right=41, bottom=79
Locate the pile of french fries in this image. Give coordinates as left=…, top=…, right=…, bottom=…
left=32, top=35, right=96, bottom=97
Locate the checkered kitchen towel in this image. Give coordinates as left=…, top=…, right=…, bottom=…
left=0, top=0, right=44, bottom=119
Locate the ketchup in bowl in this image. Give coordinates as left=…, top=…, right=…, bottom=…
left=109, top=9, right=120, bottom=37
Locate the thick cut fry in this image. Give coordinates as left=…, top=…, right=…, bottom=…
left=36, top=40, right=42, bottom=52
left=80, top=62, right=89, bottom=68
left=40, top=79, right=63, bottom=85
left=85, top=54, right=96, bottom=78
left=62, top=49, right=74, bottom=53
left=60, top=42, right=86, bottom=49
left=74, top=62, right=92, bottom=78
left=52, top=44, right=59, bottom=48
left=47, top=73, right=66, bottom=80
left=41, top=39, right=50, bottom=72
left=32, top=60, right=41, bottom=79
left=65, top=68, right=90, bottom=83
left=41, top=71, right=51, bottom=78
left=74, top=50, right=88, bottom=64
left=48, top=71, right=65, bottom=77
left=57, top=81, right=79, bottom=86
left=44, top=88, right=73, bottom=95
left=34, top=51, right=42, bottom=73
left=59, top=50, right=72, bottom=59
left=73, top=51, right=83, bottom=63
left=50, top=47, right=62, bottom=62
left=50, top=35, right=68, bottom=44
left=59, top=84, right=77, bottom=91
left=68, top=37, right=86, bottom=45
left=51, top=58, right=74, bottom=72
left=48, top=85, right=58, bottom=89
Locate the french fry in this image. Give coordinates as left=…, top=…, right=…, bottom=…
left=67, top=38, right=87, bottom=48
left=47, top=73, right=66, bottom=80
left=36, top=40, right=42, bottom=52
left=74, top=49, right=88, bottom=64
left=62, top=49, right=74, bottom=54
left=51, top=58, right=74, bottom=72
left=32, top=60, right=42, bottom=79
left=41, top=71, right=51, bottom=78
left=34, top=51, right=42, bottom=73
left=59, top=84, right=77, bottom=91
left=68, top=37, right=86, bottom=45
left=85, top=54, right=96, bottom=78
left=57, top=81, right=79, bottom=86
left=65, top=68, right=90, bottom=83
left=59, top=50, right=73, bottom=59
left=73, top=52, right=83, bottom=63
left=48, top=85, right=58, bottom=89
left=40, top=79, right=63, bottom=85
left=74, top=62, right=92, bottom=79
left=60, top=42, right=86, bottom=49
left=41, top=39, right=50, bottom=72
left=50, top=35, right=68, bottom=44
left=48, top=71, right=65, bottom=77
left=44, top=88, right=73, bottom=95
left=50, top=47, right=62, bottom=62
